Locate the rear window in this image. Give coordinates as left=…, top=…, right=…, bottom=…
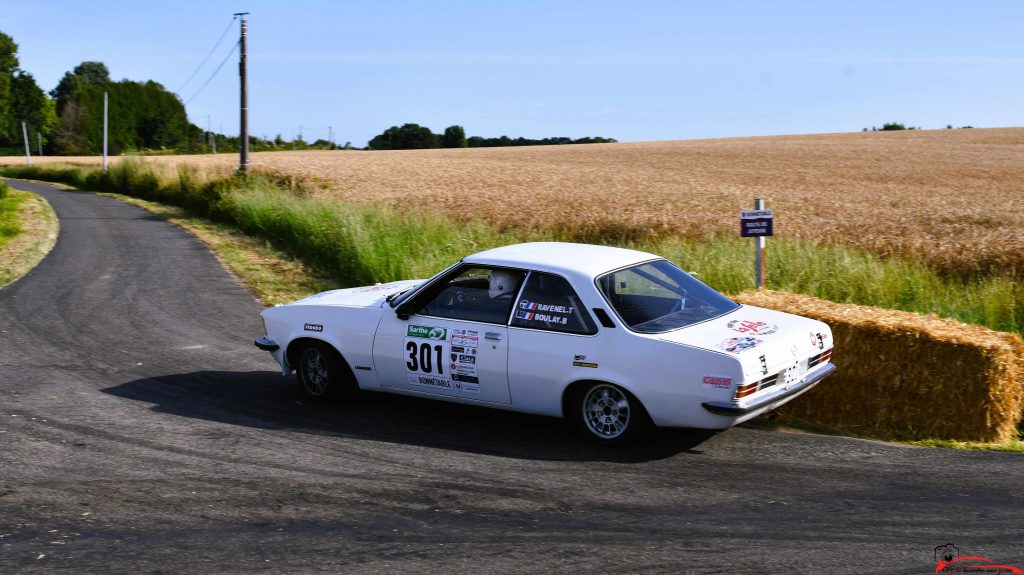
left=597, top=260, right=739, bottom=333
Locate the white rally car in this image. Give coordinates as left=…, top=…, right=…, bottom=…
left=255, top=242, right=835, bottom=444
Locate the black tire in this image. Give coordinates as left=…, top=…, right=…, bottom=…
left=293, top=340, right=357, bottom=402
left=569, top=382, right=651, bottom=446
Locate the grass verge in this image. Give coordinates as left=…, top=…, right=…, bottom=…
left=0, top=183, right=59, bottom=288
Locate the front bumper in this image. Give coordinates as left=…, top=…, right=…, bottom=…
left=254, top=336, right=279, bottom=351
left=702, top=362, right=836, bottom=416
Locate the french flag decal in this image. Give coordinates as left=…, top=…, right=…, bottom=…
left=518, top=311, right=535, bottom=320
left=520, top=300, right=538, bottom=310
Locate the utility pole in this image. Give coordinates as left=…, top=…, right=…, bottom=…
left=235, top=12, right=249, bottom=174
left=102, top=91, right=109, bottom=172
left=21, top=121, right=31, bottom=166
left=328, top=126, right=333, bottom=147
left=207, top=115, right=216, bottom=154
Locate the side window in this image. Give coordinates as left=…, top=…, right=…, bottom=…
left=415, top=266, right=525, bottom=324
left=511, top=272, right=598, bottom=335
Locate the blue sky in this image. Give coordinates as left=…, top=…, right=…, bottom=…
left=3, top=1, right=1023, bottom=146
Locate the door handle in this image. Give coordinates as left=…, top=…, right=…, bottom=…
left=485, top=332, right=502, bottom=341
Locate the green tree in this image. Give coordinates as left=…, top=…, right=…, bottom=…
left=368, top=123, right=440, bottom=150
left=0, top=31, right=58, bottom=152
left=10, top=71, right=56, bottom=149
left=442, top=125, right=468, bottom=148
left=0, top=32, right=17, bottom=144
left=50, top=70, right=190, bottom=155
left=50, top=61, right=110, bottom=114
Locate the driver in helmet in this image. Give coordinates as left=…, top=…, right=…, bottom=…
left=488, top=269, right=520, bottom=300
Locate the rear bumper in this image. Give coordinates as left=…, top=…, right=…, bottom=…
left=254, top=336, right=279, bottom=352
left=702, top=362, right=836, bottom=416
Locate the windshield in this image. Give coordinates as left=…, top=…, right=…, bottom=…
left=597, top=260, right=739, bottom=333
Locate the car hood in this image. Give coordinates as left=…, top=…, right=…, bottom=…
left=658, top=305, right=832, bottom=376
left=288, top=280, right=424, bottom=308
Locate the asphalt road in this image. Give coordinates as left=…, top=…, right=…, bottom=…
left=0, top=179, right=1021, bottom=575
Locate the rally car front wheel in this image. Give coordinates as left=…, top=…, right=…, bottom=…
left=293, top=340, right=357, bottom=402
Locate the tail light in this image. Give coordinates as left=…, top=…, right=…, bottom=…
left=808, top=349, right=833, bottom=369
left=733, top=373, right=779, bottom=400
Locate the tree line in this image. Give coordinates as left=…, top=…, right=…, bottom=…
left=367, top=123, right=616, bottom=150
left=0, top=31, right=346, bottom=156
left=0, top=32, right=206, bottom=156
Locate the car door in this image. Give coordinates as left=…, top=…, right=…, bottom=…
left=507, top=271, right=603, bottom=413
left=372, top=265, right=526, bottom=405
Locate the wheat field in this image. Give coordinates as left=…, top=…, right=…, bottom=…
left=7, top=127, right=1024, bottom=278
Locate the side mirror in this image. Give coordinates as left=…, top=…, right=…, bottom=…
left=395, top=303, right=411, bottom=321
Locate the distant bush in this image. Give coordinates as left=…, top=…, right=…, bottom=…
left=0, top=182, right=8, bottom=199
left=866, top=122, right=913, bottom=131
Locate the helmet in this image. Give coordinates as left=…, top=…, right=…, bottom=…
left=488, top=270, right=518, bottom=299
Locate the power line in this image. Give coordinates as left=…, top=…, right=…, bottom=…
left=184, top=40, right=239, bottom=106
left=175, top=16, right=238, bottom=96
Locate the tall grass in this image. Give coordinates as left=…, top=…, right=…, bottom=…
left=2, top=161, right=1019, bottom=334
left=650, top=237, right=1020, bottom=333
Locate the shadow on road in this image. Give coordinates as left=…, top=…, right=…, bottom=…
left=103, top=370, right=718, bottom=463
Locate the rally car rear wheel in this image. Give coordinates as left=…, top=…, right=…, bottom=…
left=294, top=341, right=355, bottom=402
left=571, top=382, right=650, bottom=445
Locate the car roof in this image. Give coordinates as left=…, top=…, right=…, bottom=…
left=463, top=242, right=660, bottom=279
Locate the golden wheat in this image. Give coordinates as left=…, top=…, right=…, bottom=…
left=8, top=127, right=1023, bottom=277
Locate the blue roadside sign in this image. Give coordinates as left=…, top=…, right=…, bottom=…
left=740, top=209, right=774, bottom=237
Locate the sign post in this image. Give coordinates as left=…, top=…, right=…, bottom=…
left=740, top=199, right=774, bottom=290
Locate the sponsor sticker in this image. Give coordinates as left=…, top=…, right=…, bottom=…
left=406, top=373, right=452, bottom=390
left=407, top=325, right=448, bottom=340
left=716, top=337, right=763, bottom=354
left=405, top=326, right=480, bottom=390
left=452, top=380, right=480, bottom=394
left=450, top=328, right=479, bottom=348
left=303, top=323, right=324, bottom=332
left=727, top=320, right=778, bottom=336
left=572, top=361, right=599, bottom=368
left=702, top=375, right=733, bottom=389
